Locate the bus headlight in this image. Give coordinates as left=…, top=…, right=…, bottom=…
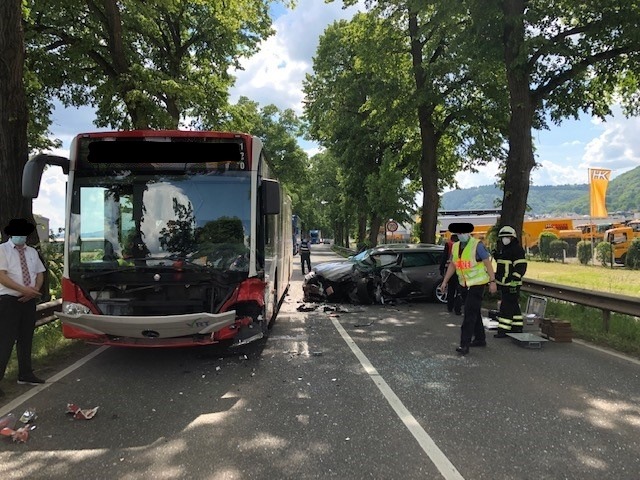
left=62, top=301, right=91, bottom=315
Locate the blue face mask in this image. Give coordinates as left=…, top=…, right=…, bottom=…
left=11, top=236, right=27, bottom=246
left=457, top=234, right=470, bottom=242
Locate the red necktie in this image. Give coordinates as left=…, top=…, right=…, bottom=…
left=16, top=246, right=31, bottom=286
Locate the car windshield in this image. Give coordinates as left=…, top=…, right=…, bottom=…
left=351, top=250, right=368, bottom=261
left=351, top=249, right=376, bottom=266
left=350, top=248, right=404, bottom=268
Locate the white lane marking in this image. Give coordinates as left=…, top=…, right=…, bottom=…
left=0, top=346, right=109, bottom=416
left=572, top=339, right=640, bottom=366
left=330, top=317, right=465, bottom=480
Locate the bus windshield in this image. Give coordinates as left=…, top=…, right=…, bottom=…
left=69, top=171, right=252, bottom=274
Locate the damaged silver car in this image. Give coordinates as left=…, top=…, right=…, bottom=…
left=302, top=244, right=447, bottom=304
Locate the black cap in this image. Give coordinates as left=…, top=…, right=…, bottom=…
left=448, top=222, right=474, bottom=234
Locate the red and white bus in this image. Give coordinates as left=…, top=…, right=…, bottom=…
left=23, top=130, right=292, bottom=347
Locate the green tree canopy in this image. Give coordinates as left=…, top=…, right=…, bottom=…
left=330, top=1, right=509, bottom=243
left=465, top=0, right=640, bottom=234
left=305, top=13, right=419, bottom=245
left=26, top=0, right=285, bottom=129
left=219, top=96, right=309, bottom=204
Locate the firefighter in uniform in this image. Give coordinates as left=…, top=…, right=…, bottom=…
left=494, top=225, right=528, bottom=338
left=440, top=223, right=497, bottom=355
left=299, top=236, right=311, bottom=275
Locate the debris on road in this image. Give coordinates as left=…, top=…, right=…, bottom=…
left=1, top=424, right=36, bottom=443
left=66, top=403, right=99, bottom=420
left=354, top=320, right=375, bottom=327
left=297, top=304, right=317, bottom=312
left=0, top=413, right=17, bottom=430
left=297, top=303, right=356, bottom=314
left=1, top=412, right=37, bottom=443
left=19, top=407, right=37, bottom=424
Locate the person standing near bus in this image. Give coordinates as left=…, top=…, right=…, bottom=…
left=440, top=222, right=497, bottom=355
left=0, top=219, right=47, bottom=397
left=493, top=225, right=528, bottom=337
left=299, top=236, right=311, bottom=274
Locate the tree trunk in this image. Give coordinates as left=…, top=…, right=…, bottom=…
left=337, top=210, right=348, bottom=248
left=500, top=0, right=535, bottom=237
left=369, top=214, right=382, bottom=247
left=418, top=118, right=439, bottom=244
left=101, top=0, right=149, bottom=129
left=332, top=219, right=339, bottom=246
left=357, top=211, right=367, bottom=246
left=408, top=9, right=439, bottom=244
left=0, top=0, right=33, bottom=241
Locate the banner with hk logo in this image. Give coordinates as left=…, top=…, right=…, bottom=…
left=588, top=168, right=611, bottom=218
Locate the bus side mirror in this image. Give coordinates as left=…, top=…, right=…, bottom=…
left=22, top=153, right=70, bottom=198
left=261, top=179, right=281, bottom=215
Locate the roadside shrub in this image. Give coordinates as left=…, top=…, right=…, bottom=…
left=538, top=231, right=558, bottom=261
left=549, top=239, right=568, bottom=261
left=36, top=241, right=64, bottom=300
left=577, top=241, right=593, bottom=265
left=626, top=238, right=640, bottom=269
left=595, top=241, right=613, bottom=267
left=564, top=239, right=579, bottom=257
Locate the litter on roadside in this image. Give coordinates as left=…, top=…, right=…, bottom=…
left=1, top=424, right=36, bottom=443
left=1, top=412, right=37, bottom=443
left=19, top=407, right=37, bottom=424
left=354, top=320, right=375, bottom=327
left=0, top=413, right=17, bottom=430
left=66, top=403, right=99, bottom=420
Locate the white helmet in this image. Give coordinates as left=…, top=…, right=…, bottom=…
left=498, top=226, right=517, bottom=237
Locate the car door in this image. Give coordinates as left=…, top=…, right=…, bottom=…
left=400, top=251, right=442, bottom=296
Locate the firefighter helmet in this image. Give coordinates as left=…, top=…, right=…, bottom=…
left=498, top=226, right=517, bottom=237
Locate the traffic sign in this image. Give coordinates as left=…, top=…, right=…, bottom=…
left=386, top=221, right=398, bottom=232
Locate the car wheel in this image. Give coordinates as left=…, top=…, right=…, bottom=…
left=434, top=283, right=447, bottom=304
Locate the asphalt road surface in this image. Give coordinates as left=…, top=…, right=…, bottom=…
left=1, top=244, right=639, bottom=479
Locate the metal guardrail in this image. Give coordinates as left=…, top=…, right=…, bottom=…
left=522, top=279, right=640, bottom=332
left=36, top=298, right=62, bottom=328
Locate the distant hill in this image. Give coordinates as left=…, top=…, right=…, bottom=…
left=441, top=165, right=640, bottom=216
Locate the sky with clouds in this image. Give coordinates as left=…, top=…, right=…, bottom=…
left=33, top=1, right=640, bottom=231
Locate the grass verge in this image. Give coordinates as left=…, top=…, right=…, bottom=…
left=525, top=259, right=640, bottom=296
left=521, top=258, right=640, bottom=359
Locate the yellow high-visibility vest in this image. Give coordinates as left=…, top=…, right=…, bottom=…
left=452, top=238, right=490, bottom=287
